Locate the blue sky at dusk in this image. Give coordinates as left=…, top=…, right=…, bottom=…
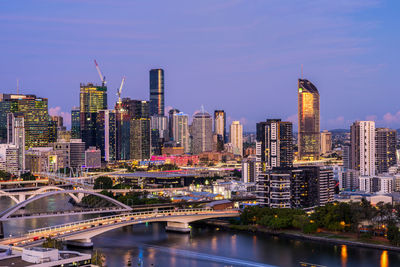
left=1, top=0, right=400, bottom=131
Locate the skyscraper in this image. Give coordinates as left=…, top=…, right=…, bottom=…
left=320, top=130, right=332, bottom=155
left=256, top=119, right=293, bottom=169
left=115, top=101, right=130, bottom=160
left=168, top=108, right=180, bottom=141
left=375, top=128, right=397, bottom=174
left=191, top=111, right=213, bottom=155
left=123, top=99, right=151, bottom=160
left=71, top=107, right=81, bottom=139
left=79, top=83, right=107, bottom=148
left=214, top=110, right=226, bottom=143
left=172, top=112, right=190, bottom=153
left=96, top=110, right=117, bottom=162
left=229, top=121, right=243, bottom=156
left=350, top=121, right=375, bottom=176
left=6, top=113, right=25, bottom=172
left=298, top=79, right=320, bottom=161
left=149, top=69, right=164, bottom=116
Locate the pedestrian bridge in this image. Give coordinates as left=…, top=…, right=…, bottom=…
left=0, top=188, right=132, bottom=221
left=0, top=208, right=239, bottom=247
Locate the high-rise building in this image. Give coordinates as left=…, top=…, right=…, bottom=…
left=343, top=145, right=351, bottom=170
left=71, top=107, right=81, bottom=139
left=242, top=155, right=261, bottom=183
left=96, top=110, right=117, bottom=162
left=7, top=113, right=25, bottom=172
left=79, top=83, right=107, bottom=148
left=168, top=108, right=180, bottom=141
left=1, top=94, right=51, bottom=148
left=123, top=99, right=151, bottom=160
left=172, top=112, right=190, bottom=153
left=85, top=147, right=101, bottom=168
left=256, top=119, right=293, bottom=169
left=229, top=121, right=243, bottom=156
left=320, top=130, right=332, bottom=155
left=70, top=139, right=85, bottom=169
left=151, top=115, right=168, bottom=155
left=0, top=144, right=19, bottom=175
left=375, top=128, right=397, bottom=174
left=191, top=111, right=213, bottom=155
left=115, top=102, right=130, bottom=160
left=149, top=69, right=164, bottom=116
left=214, top=110, right=226, bottom=143
left=350, top=121, right=375, bottom=176
left=298, top=79, right=320, bottom=160
left=0, top=95, right=11, bottom=143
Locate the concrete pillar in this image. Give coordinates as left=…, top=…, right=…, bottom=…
left=165, top=222, right=191, bottom=233
left=18, top=194, right=25, bottom=202
left=65, top=238, right=93, bottom=248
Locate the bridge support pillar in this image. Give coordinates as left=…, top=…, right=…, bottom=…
left=165, top=222, right=191, bottom=233
left=0, top=221, right=4, bottom=239
left=66, top=238, right=93, bottom=248
left=18, top=194, right=25, bottom=202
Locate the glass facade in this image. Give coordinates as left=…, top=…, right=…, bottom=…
left=298, top=79, right=320, bottom=160
left=79, top=83, right=107, bottom=148
left=214, top=110, right=226, bottom=143
left=71, top=107, right=81, bottom=139
left=0, top=101, right=11, bottom=143
left=149, top=69, right=164, bottom=116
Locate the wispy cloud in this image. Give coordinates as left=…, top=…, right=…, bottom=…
left=49, top=106, right=71, bottom=127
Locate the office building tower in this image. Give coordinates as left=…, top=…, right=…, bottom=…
left=6, top=113, right=25, bottom=172
left=149, top=69, right=164, bottom=116
left=123, top=99, right=151, bottom=160
left=320, top=130, right=332, bottom=155
left=375, top=128, right=397, bottom=174
left=343, top=145, right=351, bottom=170
left=0, top=95, right=11, bottom=143
left=79, top=83, right=107, bottom=148
left=298, top=79, right=320, bottom=160
left=51, top=140, right=71, bottom=168
left=338, top=169, right=360, bottom=191
left=151, top=115, right=168, bottom=155
left=96, top=110, right=117, bottom=162
left=229, top=121, right=243, bottom=156
left=115, top=102, right=130, bottom=160
left=1, top=94, right=51, bottom=148
left=242, top=155, right=261, bottom=183
left=168, top=108, right=180, bottom=141
left=256, top=119, right=293, bottom=169
left=172, top=112, right=190, bottom=153
left=214, top=110, right=226, bottom=143
left=69, top=139, right=86, bottom=169
left=350, top=121, right=376, bottom=176
left=191, top=111, right=213, bottom=155
left=0, top=144, right=19, bottom=175
left=71, top=107, right=81, bottom=139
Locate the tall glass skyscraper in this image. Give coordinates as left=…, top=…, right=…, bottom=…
left=71, top=107, right=81, bottom=139
left=149, top=69, right=164, bottom=116
left=79, top=83, right=107, bottom=148
left=298, top=79, right=320, bottom=161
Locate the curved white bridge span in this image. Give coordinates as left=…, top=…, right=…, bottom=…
left=1, top=208, right=239, bottom=247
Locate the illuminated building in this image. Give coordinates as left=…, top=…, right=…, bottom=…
left=229, top=121, right=243, bottom=156
left=85, top=147, right=101, bottom=168
left=298, top=79, right=320, bottom=160
left=375, top=128, right=397, bottom=174
left=115, top=101, right=130, bottom=160
left=149, top=69, right=164, bottom=116
left=79, top=83, right=107, bottom=148
left=320, top=130, right=332, bottom=155
left=256, top=119, right=293, bottom=169
left=172, top=112, right=190, bottom=153
left=0, top=96, right=11, bottom=143
left=214, top=110, right=227, bottom=143
left=96, top=110, right=117, bottom=162
left=151, top=115, right=168, bottom=155
left=71, top=107, right=80, bottom=139
left=191, top=111, right=213, bottom=155
left=70, top=139, right=85, bottom=168
left=7, top=113, right=25, bottom=171
left=350, top=121, right=375, bottom=176
left=123, top=99, right=150, bottom=160
left=168, top=108, right=180, bottom=141
left=0, top=144, right=19, bottom=175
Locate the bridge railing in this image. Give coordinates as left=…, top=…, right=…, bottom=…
left=27, top=208, right=234, bottom=236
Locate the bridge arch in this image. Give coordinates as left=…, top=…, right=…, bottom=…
left=0, top=190, right=19, bottom=204
left=26, top=186, right=80, bottom=203
left=0, top=190, right=132, bottom=221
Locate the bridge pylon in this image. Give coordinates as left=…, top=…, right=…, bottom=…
left=0, top=221, right=4, bottom=239
left=165, top=222, right=191, bottom=233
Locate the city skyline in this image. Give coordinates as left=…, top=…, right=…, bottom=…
left=1, top=1, right=400, bottom=131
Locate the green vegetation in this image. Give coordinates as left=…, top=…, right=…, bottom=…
left=147, top=163, right=179, bottom=171
left=0, top=170, right=12, bottom=180
left=93, top=176, right=113, bottom=189
left=42, top=237, right=63, bottom=249
left=20, top=172, right=36, bottom=181
left=115, top=191, right=171, bottom=206
left=91, top=250, right=105, bottom=267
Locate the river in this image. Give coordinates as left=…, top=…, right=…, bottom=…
left=1, top=195, right=400, bottom=266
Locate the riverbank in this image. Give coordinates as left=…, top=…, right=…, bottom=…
left=199, top=219, right=400, bottom=253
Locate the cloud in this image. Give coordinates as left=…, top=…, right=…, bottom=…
left=286, top=114, right=298, bottom=126
left=383, top=111, right=400, bottom=125
left=49, top=106, right=71, bottom=128
left=366, top=115, right=377, bottom=121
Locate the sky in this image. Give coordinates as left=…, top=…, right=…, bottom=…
left=1, top=0, right=400, bottom=131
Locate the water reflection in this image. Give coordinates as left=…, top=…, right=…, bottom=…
left=380, top=250, right=388, bottom=267
left=341, top=245, right=348, bottom=267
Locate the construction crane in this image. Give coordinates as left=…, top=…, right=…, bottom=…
left=117, top=76, right=126, bottom=104
left=94, top=59, right=106, bottom=86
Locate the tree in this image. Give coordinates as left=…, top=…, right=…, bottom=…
left=92, top=250, right=105, bottom=267
left=94, top=176, right=113, bottom=189
left=42, top=237, right=63, bottom=249
left=387, top=224, right=400, bottom=246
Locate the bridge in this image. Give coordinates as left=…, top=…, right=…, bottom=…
left=0, top=208, right=239, bottom=247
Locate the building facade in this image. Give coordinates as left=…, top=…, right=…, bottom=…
left=214, top=110, right=226, bottom=143
left=320, top=130, right=332, bottom=155
left=191, top=111, right=213, bottom=155
left=229, top=121, right=243, bottom=156
left=149, top=69, right=164, bottom=116
left=172, top=112, right=190, bottom=153
left=350, top=121, right=376, bottom=176
left=375, top=128, right=397, bottom=174
left=298, top=79, right=320, bottom=160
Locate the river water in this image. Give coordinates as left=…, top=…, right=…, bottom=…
left=1, top=195, right=400, bottom=267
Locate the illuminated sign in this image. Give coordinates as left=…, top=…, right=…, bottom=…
left=298, top=88, right=303, bottom=93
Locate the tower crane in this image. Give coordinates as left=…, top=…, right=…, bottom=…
left=117, top=76, right=126, bottom=104
left=94, top=59, right=106, bottom=86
